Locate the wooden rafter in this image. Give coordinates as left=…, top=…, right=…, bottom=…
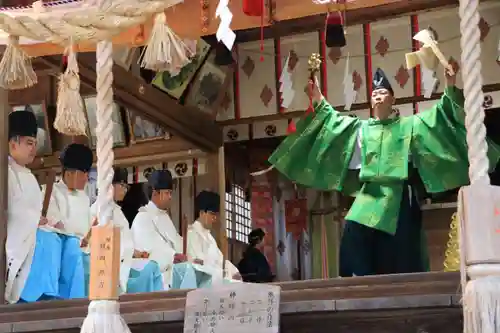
left=227, top=0, right=490, bottom=43
left=40, top=54, right=223, bottom=152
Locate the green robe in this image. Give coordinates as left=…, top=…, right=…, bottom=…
left=269, top=87, right=500, bottom=235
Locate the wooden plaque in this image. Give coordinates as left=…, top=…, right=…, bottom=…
left=88, top=224, right=121, bottom=300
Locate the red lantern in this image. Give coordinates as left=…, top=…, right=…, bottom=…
left=243, top=0, right=264, bottom=17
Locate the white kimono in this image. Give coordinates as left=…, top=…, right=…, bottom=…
left=131, top=201, right=183, bottom=288
left=5, top=158, right=43, bottom=304
left=187, top=221, right=240, bottom=283
left=42, top=181, right=91, bottom=237
left=90, top=201, right=134, bottom=292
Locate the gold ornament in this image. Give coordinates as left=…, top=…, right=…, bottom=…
left=443, top=212, right=460, bottom=272
left=308, top=53, right=322, bottom=75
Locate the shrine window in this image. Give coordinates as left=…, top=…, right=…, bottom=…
left=225, top=184, right=252, bottom=243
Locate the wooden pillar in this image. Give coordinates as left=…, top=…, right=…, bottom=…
left=207, top=146, right=227, bottom=258
left=0, top=88, right=9, bottom=304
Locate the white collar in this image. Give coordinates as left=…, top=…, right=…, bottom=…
left=192, top=220, right=211, bottom=236
left=8, top=156, right=31, bottom=173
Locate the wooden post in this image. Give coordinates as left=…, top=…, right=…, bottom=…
left=207, top=146, right=227, bottom=257
left=88, top=225, right=121, bottom=300
left=0, top=88, right=8, bottom=304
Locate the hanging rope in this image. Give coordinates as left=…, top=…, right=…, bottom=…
left=459, top=0, right=488, bottom=185
left=95, top=39, right=114, bottom=228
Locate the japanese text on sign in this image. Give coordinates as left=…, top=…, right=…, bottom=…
left=183, top=283, right=280, bottom=333
left=95, top=236, right=112, bottom=289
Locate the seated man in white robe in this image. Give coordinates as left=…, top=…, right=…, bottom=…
left=187, top=190, right=241, bottom=285
left=85, top=167, right=163, bottom=294
left=131, top=169, right=191, bottom=290
left=22, top=144, right=93, bottom=301
left=5, top=111, right=44, bottom=304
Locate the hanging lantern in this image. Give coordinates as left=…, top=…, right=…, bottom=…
left=243, top=0, right=264, bottom=17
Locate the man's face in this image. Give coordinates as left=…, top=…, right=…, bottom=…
left=200, top=211, right=218, bottom=229
left=371, top=88, right=394, bottom=119
left=154, top=189, right=172, bottom=209
left=113, top=182, right=129, bottom=202
left=9, top=136, right=37, bottom=165
left=64, top=170, right=89, bottom=190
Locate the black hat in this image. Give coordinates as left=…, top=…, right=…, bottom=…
left=148, top=169, right=173, bottom=190
left=248, top=228, right=265, bottom=244
left=112, top=167, right=128, bottom=184
left=9, top=110, right=38, bottom=140
left=372, top=68, right=394, bottom=95
left=60, top=143, right=93, bottom=172
left=195, top=190, right=220, bottom=213
left=325, top=12, right=346, bottom=48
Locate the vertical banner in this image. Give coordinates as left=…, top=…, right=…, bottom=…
left=251, top=180, right=276, bottom=272
left=284, top=199, right=307, bottom=240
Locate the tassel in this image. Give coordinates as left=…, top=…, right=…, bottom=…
left=141, top=12, right=195, bottom=72
left=54, top=46, right=87, bottom=136
left=0, top=35, right=37, bottom=89
left=287, top=120, right=296, bottom=134
left=325, top=12, right=346, bottom=48
left=81, top=225, right=129, bottom=333
left=80, top=301, right=131, bottom=333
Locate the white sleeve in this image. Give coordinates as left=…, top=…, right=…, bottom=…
left=131, top=212, right=175, bottom=272
left=224, top=260, right=240, bottom=279
left=42, top=185, right=63, bottom=226
left=187, top=228, right=207, bottom=263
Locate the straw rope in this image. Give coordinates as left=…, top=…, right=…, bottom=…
left=459, top=0, right=489, bottom=185
left=0, top=0, right=182, bottom=45
left=95, top=39, right=114, bottom=227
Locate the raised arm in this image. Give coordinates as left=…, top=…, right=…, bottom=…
left=268, top=78, right=362, bottom=192
left=412, top=68, right=500, bottom=193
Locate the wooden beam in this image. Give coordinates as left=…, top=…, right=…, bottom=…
left=230, top=0, right=479, bottom=43
left=41, top=54, right=223, bottom=152
left=0, top=88, right=8, bottom=304
left=29, top=136, right=201, bottom=171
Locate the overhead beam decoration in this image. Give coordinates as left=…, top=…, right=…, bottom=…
left=42, top=54, right=223, bottom=152
left=3, top=0, right=465, bottom=57
left=231, top=0, right=491, bottom=43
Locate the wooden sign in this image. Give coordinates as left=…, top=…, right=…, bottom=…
left=285, top=199, right=308, bottom=240
left=183, top=283, right=280, bottom=333
left=88, top=224, right=121, bottom=300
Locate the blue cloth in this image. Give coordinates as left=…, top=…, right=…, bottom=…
left=127, top=261, right=164, bottom=294
left=171, top=263, right=211, bottom=289
left=83, top=255, right=164, bottom=295
left=20, top=230, right=85, bottom=302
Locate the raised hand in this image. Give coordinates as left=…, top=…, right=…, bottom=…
left=444, top=65, right=457, bottom=87
left=307, top=76, right=323, bottom=103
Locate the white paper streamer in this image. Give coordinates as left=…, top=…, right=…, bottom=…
left=279, top=51, right=296, bottom=109
left=215, top=0, right=235, bottom=51
left=421, top=66, right=439, bottom=99
left=343, top=53, right=357, bottom=111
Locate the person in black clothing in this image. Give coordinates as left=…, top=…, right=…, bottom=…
left=237, top=228, right=274, bottom=283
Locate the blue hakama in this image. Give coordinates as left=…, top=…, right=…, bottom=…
left=127, top=261, right=164, bottom=293
left=171, top=263, right=211, bottom=289
left=20, top=229, right=85, bottom=302
left=83, top=255, right=164, bottom=295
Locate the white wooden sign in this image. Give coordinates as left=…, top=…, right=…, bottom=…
left=183, top=283, right=281, bottom=333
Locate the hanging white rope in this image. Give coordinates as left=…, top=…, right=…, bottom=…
left=459, top=0, right=488, bottom=186
left=458, top=1, right=500, bottom=333
left=94, top=39, right=114, bottom=228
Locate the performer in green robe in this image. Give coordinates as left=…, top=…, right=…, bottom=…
left=269, top=67, right=500, bottom=276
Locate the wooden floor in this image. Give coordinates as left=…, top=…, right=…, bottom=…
left=0, top=271, right=462, bottom=333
